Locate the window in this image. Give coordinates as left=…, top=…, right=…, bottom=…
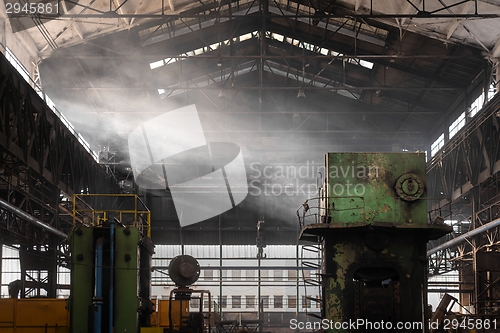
left=149, top=31, right=257, bottom=71
left=302, top=295, right=311, bottom=308
left=232, top=295, right=241, bottom=309
left=232, top=270, right=241, bottom=280
left=274, top=270, right=283, bottom=281
left=190, top=298, right=200, bottom=308
left=470, top=93, right=482, bottom=117
left=2, top=246, right=20, bottom=297
left=149, top=60, right=164, bottom=69
left=288, top=270, right=297, bottom=280
left=57, top=266, right=70, bottom=287
left=260, top=295, right=269, bottom=308
left=274, top=295, right=283, bottom=308
left=239, top=32, right=255, bottom=42
left=269, top=32, right=284, bottom=42
left=246, top=295, right=255, bottom=308
left=219, top=296, right=227, bottom=308
left=431, top=133, right=445, bottom=157
left=288, top=295, right=297, bottom=308
left=203, top=270, right=213, bottom=280
left=469, top=83, right=496, bottom=118
left=271, top=35, right=373, bottom=69
left=488, top=82, right=496, bottom=101
left=449, top=112, right=465, bottom=139
left=246, top=270, right=255, bottom=280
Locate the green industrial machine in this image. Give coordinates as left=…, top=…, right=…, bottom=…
left=69, top=194, right=154, bottom=333
left=69, top=223, right=154, bottom=333
left=300, top=153, right=451, bottom=332
left=322, top=153, right=428, bottom=226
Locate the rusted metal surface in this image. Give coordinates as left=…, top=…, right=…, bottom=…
left=323, top=152, right=428, bottom=226
left=302, top=152, right=452, bottom=332
left=320, top=228, right=432, bottom=331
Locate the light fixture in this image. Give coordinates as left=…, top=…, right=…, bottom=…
left=218, top=90, right=226, bottom=99
left=297, top=89, right=306, bottom=98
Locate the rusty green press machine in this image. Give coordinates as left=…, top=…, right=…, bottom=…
left=300, top=153, right=451, bottom=332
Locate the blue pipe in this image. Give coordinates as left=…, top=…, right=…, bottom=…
left=94, top=238, right=104, bottom=333
left=109, top=222, right=115, bottom=333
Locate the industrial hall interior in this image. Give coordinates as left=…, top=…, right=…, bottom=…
left=1, top=0, right=500, bottom=332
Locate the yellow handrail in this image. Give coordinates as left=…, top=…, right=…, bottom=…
left=72, top=194, right=151, bottom=238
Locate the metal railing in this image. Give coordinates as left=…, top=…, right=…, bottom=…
left=72, top=194, right=151, bottom=238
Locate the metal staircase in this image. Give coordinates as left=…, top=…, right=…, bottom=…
left=300, top=241, right=323, bottom=319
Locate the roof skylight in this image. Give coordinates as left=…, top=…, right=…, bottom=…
left=150, top=30, right=374, bottom=73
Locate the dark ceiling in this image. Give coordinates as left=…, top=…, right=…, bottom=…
left=37, top=0, right=491, bottom=155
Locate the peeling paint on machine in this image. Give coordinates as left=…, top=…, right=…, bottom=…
left=300, top=152, right=452, bottom=333
left=322, top=152, right=428, bottom=226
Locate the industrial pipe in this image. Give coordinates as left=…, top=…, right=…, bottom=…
left=109, top=221, right=115, bottom=333
left=94, top=238, right=105, bottom=333
left=0, top=198, right=67, bottom=239
left=427, top=218, right=500, bottom=256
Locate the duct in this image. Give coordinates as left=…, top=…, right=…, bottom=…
left=427, top=218, right=500, bottom=256
left=0, top=198, right=67, bottom=239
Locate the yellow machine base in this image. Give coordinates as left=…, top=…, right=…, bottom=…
left=140, top=328, right=164, bottom=333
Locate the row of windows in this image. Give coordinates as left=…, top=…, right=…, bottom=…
left=151, top=30, right=374, bottom=73
left=201, top=269, right=312, bottom=280
left=188, top=295, right=320, bottom=309
left=152, top=28, right=374, bottom=100
left=430, top=84, right=497, bottom=157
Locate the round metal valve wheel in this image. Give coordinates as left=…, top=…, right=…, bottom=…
left=395, top=173, right=424, bottom=201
